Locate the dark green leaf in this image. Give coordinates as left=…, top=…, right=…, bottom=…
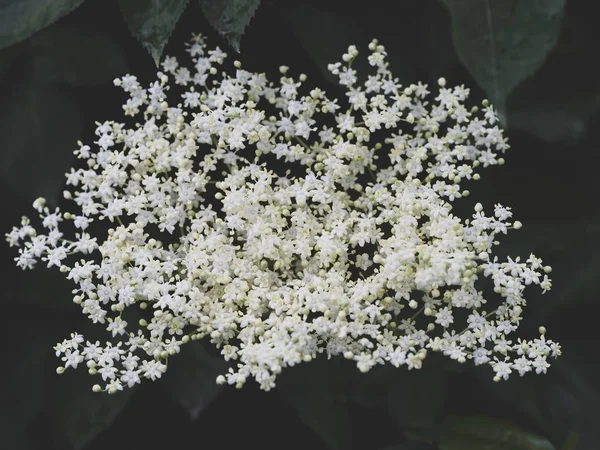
left=199, top=0, right=260, bottom=52
left=385, top=367, right=448, bottom=430
left=537, top=383, right=579, bottom=446
left=474, top=370, right=548, bottom=438
left=437, top=416, right=554, bottom=450
left=159, top=340, right=225, bottom=420
left=349, top=365, right=398, bottom=408
left=119, top=0, right=189, bottom=65
left=572, top=405, right=600, bottom=450
left=0, top=83, right=83, bottom=204
left=441, top=0, right=566, bottom=111
left=0, top=0, right=86, bottom=49
left=277, top=357, right=352, bottom=450
left=506, top=7, right=600, bottom=143
left=560, top=433, right=578, bottom=450
left=50, top=370, right=136, bottom=450
left=473, top=364, right=577, bottom=448
left=29, top=25, right=128, bottom=86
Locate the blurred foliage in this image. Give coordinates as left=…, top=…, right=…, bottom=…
left=49, top=369, right=137, bottom=450
left=1, top=0, right=599, bottom=449
left=432, top=415, right=554, bottom=450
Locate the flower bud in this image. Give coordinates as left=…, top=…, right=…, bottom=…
left=32, top=197, right=46, bottom=212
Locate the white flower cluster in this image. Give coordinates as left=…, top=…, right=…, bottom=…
left=6, top=34, right=560, bottom=393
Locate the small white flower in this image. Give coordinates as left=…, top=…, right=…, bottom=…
left=62, top=349, right=84, bottom=369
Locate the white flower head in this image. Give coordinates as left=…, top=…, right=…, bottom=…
left=6, top=34, right=559, bottom=393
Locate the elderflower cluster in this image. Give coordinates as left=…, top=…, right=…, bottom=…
left=6, top=34, right=559, bottom=393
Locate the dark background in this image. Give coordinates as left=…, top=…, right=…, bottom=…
left=1, top=1, right=599, bottom=449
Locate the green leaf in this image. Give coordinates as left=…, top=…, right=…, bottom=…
left=119, top=0, right=189, bottom=65
left=29, top=25, right=128, bottom=86
left=199, top=0, right=260, bottom=52
left=0, top=82, right=83, bottom=204
left=50, top=371, right=136, bottom=450
left=277, top=357, right=352, bottom=450
left=159, top=341, right=225, bottom=420
left=441, top=0, right=566, bottom=111
left=437, top=416, right=554, bottom=450
left=0, top=0, right=86, bottom=49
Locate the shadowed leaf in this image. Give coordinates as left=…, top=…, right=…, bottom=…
left=50, top=371, right=136, bottom=450
left=441, top=0, right=566, bottom=112
left=159, top=341, right=225, bottom=420
left=277, top=358, right=352, bottom=450
left=0, top=0, right=86, bottom=49
left=119, top=0, right=189, bottom=65
left=199, top=0, right=260, bottom=52
left=437, top=416, right=554, bottom=450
